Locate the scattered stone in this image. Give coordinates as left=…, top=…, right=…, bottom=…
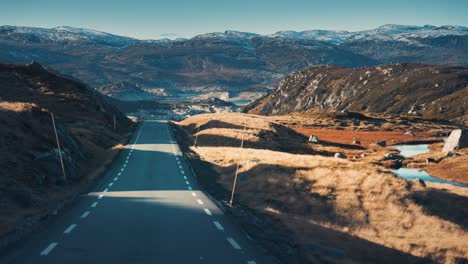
left=360, top=153, right=366, bottom=157
left=405, top=131, right=415, bottom=136
left=384, top=153, right=405, bottom=161
left=442, top=129, right=468, bottom=153
left=437, top=131, right=448, bottom=137
left=308, top=135, right=319, bottom=143
left=416, top=178, right=426, bottom=187
left=353, top=139, right=361, bottom=145
left=334, top=152, right=347, bottom=159
left=376, top=140, right=387, bottom=147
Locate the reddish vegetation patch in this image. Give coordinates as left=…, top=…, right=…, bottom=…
left=291, top=127, right=436, bottom=147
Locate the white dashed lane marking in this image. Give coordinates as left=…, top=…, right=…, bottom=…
left=81, top=211, right=90, bottom=219
left=188, top=186, right=193, bottom=190
left=247, top=261, right=257, bottom=264
left=196, top=199, right=204, bottom=205
left=213, top=221, right=224, bottom=231
left=227, top=237, right=242, bottom=250
left=40, top=242, right=58, bottom=256
left=185, top=181, right=190, bottom=185
left=108, top=182, right=113, bottom=187
left=113, top=177, right=118, bottom=181
left=98, top=194, right=104, bottom=199
left=118, top=172, right=121, bottom=176
left=104, top=188, right=108, bottom=192
left=191, top=192, right=197, bottom=197
left=204, top=208, right=212, bottom=216
left=91, top=202, right=98, bottom=208
left=64, top=224, right=77, bottom=234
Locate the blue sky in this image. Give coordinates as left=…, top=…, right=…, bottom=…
left=1, top=0, right=467, bottom=39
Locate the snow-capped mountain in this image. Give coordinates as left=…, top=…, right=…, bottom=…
left=269, top=24, right=468, bottom=44
left=0, top=25, right=136, bottom=47
left=0, top=24, right=467, bottom=101
left=192, top=30, right=261, bottom=40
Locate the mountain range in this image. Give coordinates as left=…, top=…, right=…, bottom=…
left=1, top=24, right=467, bottom=101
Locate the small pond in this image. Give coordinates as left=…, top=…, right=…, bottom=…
left=392, top=142, right=467, bottom=188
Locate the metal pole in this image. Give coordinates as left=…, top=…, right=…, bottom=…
left=229, top=122, right=247, bottom=207
left=51, top=112, right=67, bottom=182
left=193, top=126, right=200, bottom=147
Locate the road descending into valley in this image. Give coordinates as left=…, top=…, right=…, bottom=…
left=1, top=119, right=276, bottom=264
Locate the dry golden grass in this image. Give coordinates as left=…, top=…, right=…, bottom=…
left=178, top=113, right=468, bottom=264
left=0, top=102, right=38, bottom=112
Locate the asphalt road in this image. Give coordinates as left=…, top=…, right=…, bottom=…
left=1, top=119, right=276, bottom=264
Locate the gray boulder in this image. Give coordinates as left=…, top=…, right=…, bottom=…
left=309, top=135, right=319, bottom=143
left=376, top=140, right=387, bottom=147
left=334, top=152, right=347, bottom=159
left=442, top=129, right=468, bottom=153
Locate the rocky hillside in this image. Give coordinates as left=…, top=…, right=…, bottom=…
left=246, top=63, right=468, bottom=123
left=1, top=25, right=467, bottom=101
left=0, top=62, right=132, bottom=238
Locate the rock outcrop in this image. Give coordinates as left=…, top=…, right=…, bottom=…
left=246, top=63, right=468, bottom=123
left=442, top=129, right=468, bottom=152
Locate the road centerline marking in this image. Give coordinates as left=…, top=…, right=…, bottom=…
left=227, top=237, right=242, bottom=250
left=191, top=192, right=197, bottom=197
left=204, top=208, right=212, bottom=216
left=213, top=221, right=224, bottom=231
left=104, top=188, right=108, bottom=192
left=91, top=202, right=98, bottom=208
left=108, top=183, right=113, bottom=187
left=40, top=242, right=58, bottom=256
left=81, top=211, right=90, bottom=218
left=64, top=224, right=77, bottom=234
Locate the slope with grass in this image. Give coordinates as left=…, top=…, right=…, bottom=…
left=0, top=62, right=133, bottom=242
left=175, top=113, right=468, bottom=264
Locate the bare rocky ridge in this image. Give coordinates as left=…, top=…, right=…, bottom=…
left=246, top=63, right=468, bottom=124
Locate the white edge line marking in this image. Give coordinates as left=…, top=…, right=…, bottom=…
left=196, top=199, right=204, bottom=205
left=204, top=208, right=212, bottom=216
left=81, top=211, right=90, bottom=218
left=91, top=202, right=98, bottom=207
left=213, top=221, right=224, bottom=231
left=64, top=224, right=77, bottom=234
left=227, top=237, right=242, bottom=250
left=40, top=242, right=58, bottom=256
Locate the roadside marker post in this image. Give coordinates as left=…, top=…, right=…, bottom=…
left=51, top=112, right=67, bottom=182
left=229, top=122, right=246, bottom=207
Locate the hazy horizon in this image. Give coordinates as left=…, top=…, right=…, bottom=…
left=1, top=0, right=467, bottom=39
